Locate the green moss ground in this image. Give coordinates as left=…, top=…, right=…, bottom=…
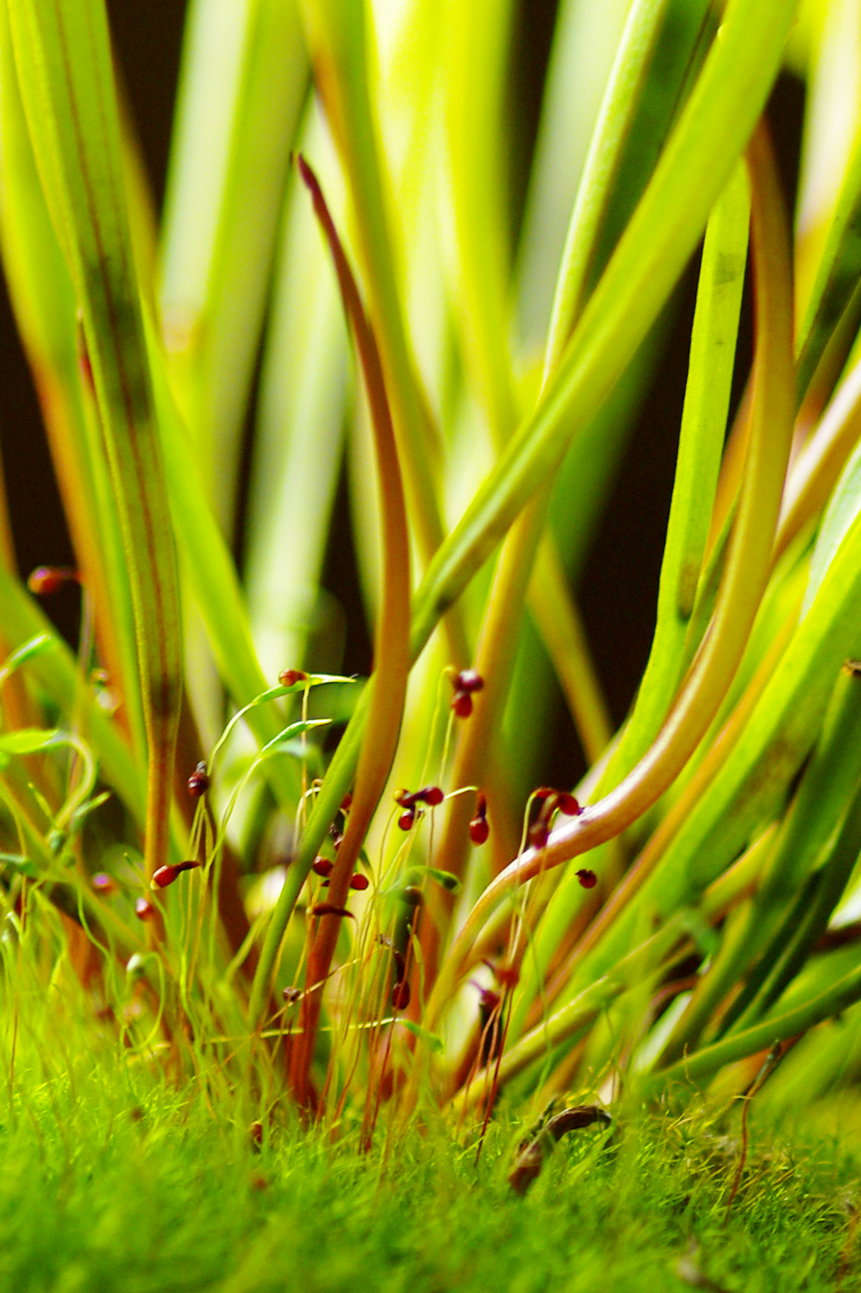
left=1, top=1047, right=860, bottom=1293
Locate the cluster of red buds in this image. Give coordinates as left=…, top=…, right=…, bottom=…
left=469, top=791, right=489, bottom=845
left=576, top=868, right=597, bottom=889
left=450, top=668, right=484, bottom=718
left=528, top=787, right=581, bottom=850
left=187, top=761, right=210, bottom=798
left=395, top=784, right=444, bottom=831
left=310, top=855, right=369, bottom=891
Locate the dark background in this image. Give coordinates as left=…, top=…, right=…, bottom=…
left=0, top=1, right=804, bottom=788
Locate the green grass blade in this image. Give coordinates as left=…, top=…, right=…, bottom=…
left=142, top=312, right=302, bottom=808
left=0, top=7, right=144, bottom=763
left=158, top=0, right=308, bottom=535
left=243, top=105, right=348, bottom=681
left=443, top=0, right=517, bottom=439
left=8, top=0, right=183, bottom=893
left=409, top=0, right=796, bottom=655
left=796, top=134, right=861, bottom=400
left=602, top=162, right=750, bottom=785
left=543, top=0, right=672, bottom=371
left=297, top=0, right=450, bottom=581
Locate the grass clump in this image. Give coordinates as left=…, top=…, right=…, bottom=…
left=9, top=0, right=861, bottom=1240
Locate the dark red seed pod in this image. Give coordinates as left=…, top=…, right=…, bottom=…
left=278, top=669, right=308, bottom=687
left=391, top=980, right=411, bottom=1010
left=187, top=760, right=210, bottom=798
left=27, top=566, right=79, bottom=596
left=454, top=668, right=484, bottom=694
left=282, top=986, right=301, bottom=1004
left=311, top=856, right=333, bottom=877
left=395, top=788, right=416, bottom=808
left=469, top=815, right=489, bottom=846
left=402, top=886, right=423, bottom=907
left=576, top=869, right=597, bottom=889
left=152, top=860, right=199, bottom=889
left=92, top=872, right=117, bottom=895
left=557, top=792, right=581, bottom=816
left=310, top=903, right=355, bottom=919
left=531, top=787, right=554, bottom=805
left=152, top=864, right=179, bottom=889
left=451, top=691, right=473, bottom=718
left=350, top=873, right=369, bottom=891
left=398, top=809, right=415, bottom=831
left=135, top=897, right=154, bottom=921
left=416, top=785, right=444, bottom=807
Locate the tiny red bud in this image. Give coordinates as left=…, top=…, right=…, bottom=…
left=27, top=566, right=79, bottom=596
left=469, top=816, right=490, bottom=846
left=92, top=872, right=117, bottom=895
left=278, top=669, right=308, bottom=687
left=187, top=760, right=209, bottom=798
left=152, top=859, right=200, bottom=889
left=532, top=787, right=554, bottom=804
left=402, top=886, right=423, bottom=907
left=350, top=873, right=369, bottom=891
left=576, top=869, right=597, bottom=889
left=395, top=788, right=416, bottom=807
left=135, top=898, right=154, bottom=921
left=398, top=809, right=415, bottom=831
left=416, top=785, right=444, bottom=806
left=557, top=793, right=581, bottom=816
left=452, top=691, right=473, bottom=718
left=391, top=980, right=411, bottom=1010
left=311, top=856, right=333, bottom=877
left=283, top=986, right=301, bottom=1004
left=454, top=668, right=484, bottom=694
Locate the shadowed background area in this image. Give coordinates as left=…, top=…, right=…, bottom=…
left=0, top=0, right=804, bottom=790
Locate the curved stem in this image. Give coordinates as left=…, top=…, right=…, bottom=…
left=285, top=160, right=411, bottom=1104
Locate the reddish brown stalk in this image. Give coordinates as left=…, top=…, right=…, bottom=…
left=288, top=157, right=410, bottom=1108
